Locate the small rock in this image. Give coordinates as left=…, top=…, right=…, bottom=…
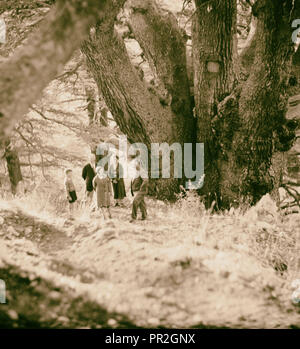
left=107, top=318, right=117, bottom=327
left=7, top=226, right=18, bottom=236
left=48, top=291, right=61, bottom=300
left=57, top=316, right=69, bottom=323
left=191, top=314, right=202, bottom=324
left=24, top=226, right=33, bottom=235
left=148, top=318, right=159, bottom=326
left=291, top=279, right=300, bottom=289
left=0, top=216, right=4, bottom=225
left=256, top=221, right=274, bottom=231
left=7, top=309, right=19, bottom=321
left=255, top=194, right=278, bottom=214
left=220, top=270, right=230, bottom=279
left=115, top=304, right=129, bottom=314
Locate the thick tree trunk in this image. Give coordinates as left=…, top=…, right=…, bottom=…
left=240, top=17, right=257, bottom=71
left=292, top=46, right=300, bottom=84
left=4, top=141, right=22, bottom=195
left=0, top=0, right=112, bottom=141
left=193, top=0, right=238, bottom=206
left=193, top=0, right=299, bottom=208
left=85, top=86, right=97, bottom=126
left=293, top=47, right=300, bottom=67
left=99, top=107, right=109, bottom=127
left=82, top=1, right=195, bottom=199
left=226, top=0, right=298, bottom=206
left=82, top=27, right=193, bottom=145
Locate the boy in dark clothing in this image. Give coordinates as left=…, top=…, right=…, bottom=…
left=82, top=156, right=96, bottom=203
left=130, top=176, right=149, bottom=222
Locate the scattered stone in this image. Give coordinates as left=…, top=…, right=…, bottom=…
left=256, top=221, right=274, bottom=231
left=148, top=318, right=160, bottom=326
left=115, top=304, right=129, bottom=314
left=48, top=291, right=61, bottom=300
left=107, top=318, right=117, bottom=327
left=220, top=271, right=230, bottom=279
left=255, top=194, right=278, bottom=219
left=24, top=226, right=33, bottom=235
left=191, top=314, right=202, bottom=324
left=7, top=226, right=15, bottom=234
left=7, top=309, right=19, bottom=321
left=0, top=216, right=4, bottom=225
left=7, top=226, right=19, bottom=236
left=57, top=316, right=69, bottom=323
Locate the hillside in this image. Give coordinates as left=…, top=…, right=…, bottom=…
left=0, top=192, right=299, bottom=328
left=0, top=0, right=300, bottom=330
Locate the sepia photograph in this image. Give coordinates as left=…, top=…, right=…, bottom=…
left=0, top=0, right=300, bottom=338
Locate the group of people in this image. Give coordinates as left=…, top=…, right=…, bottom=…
left=64, top=154, right=148, bottom=222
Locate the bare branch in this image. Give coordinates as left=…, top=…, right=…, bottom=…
left=0, top=0, right=113, bottom=141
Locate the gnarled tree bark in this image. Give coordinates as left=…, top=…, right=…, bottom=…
left=82, top=0, right=195, bottom=199
left=0, top=0, right=111, bottom=141
left=193, top=0, right=299, bottom=207
left=4, top=140, right=22, bottom=195
left=193, top=0, right=238, bottom=206
left=128, top=0, right=193, bottom=127
left=228, top=0, right=299, bottom=205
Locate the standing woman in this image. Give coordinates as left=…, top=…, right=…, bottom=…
left=93, top=164, right=112, bottom=219
left=110, top=156, right=126, bottom=207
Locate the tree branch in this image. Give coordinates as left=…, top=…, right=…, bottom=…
left=82, top=2, right=195, bottom=146
left=0, top=0, right=112, bottom=142
left=128, top=0, right=192, bottom=118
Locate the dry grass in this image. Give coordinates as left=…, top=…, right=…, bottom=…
left=0, top=185, right=299, bottom=328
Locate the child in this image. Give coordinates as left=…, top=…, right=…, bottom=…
left=93, top=164, right=112, bottom=220
left=64, top=169, right=77, bottom=217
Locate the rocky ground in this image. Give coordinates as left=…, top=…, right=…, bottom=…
left=0, top=194, right=299, bottom=329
